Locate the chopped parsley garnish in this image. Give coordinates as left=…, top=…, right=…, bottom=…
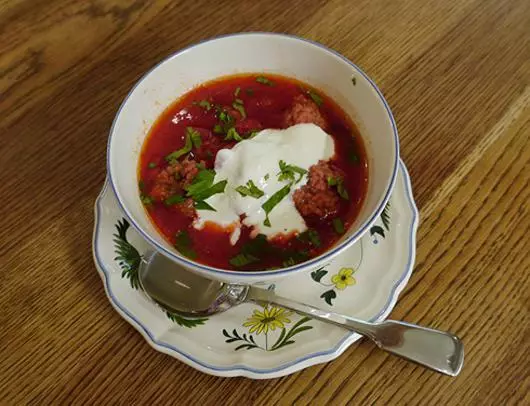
left=225, top=127, right=243, bottom=142
left=194, top=200, right=216, bottom=211
left=248, top=130, right=259, bottom=139
left=277, top=160, right=307, bottom=184
left=219, top=110, right=234, bottom=125
left=332, top=218, right=345, bottom=234
left=189, top=127, right=202, bottom=148
left=232, top=100, right=246, bottom=118
left=174, top=231, right=197, bottom=259
left=148, top=162, right=157, bottom=169
left=194, top=100, right=211, bottom=110
left=213, top=124, right=224, bottom=134
left=165, top=127, right=200, bottom=161
left=164, top=194, right=186, bottom=206
left=261, top=184, right=291, bottom=227
left=230, top=253, right=259, bottom=267
left=229, top=234, right=269, bottom=267
left=234, top=87, right=241, bottom=96
left=138, top=180, right=145, bottom=191
left=298, top=229, right=321, bottom=247
left=283, top=257, right=296, bottom=267
left=264, top=173, right=270, bottom=181
left=235, top=180, right=264, bottom=198
left=184, top=169, right=227, bottom=207
left=307, top=89, right=323, bottom=106
left=327, top=176, right=349, bottom=200
left=140, top=195, right=153, bottom=205
left=348, top=149, right=360, bottom=164
left=256, top=75, right=274, bottom=86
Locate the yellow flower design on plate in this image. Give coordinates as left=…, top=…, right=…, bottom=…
left=243, top=306, right=293, bottom=335
left=331, top=267, right=356, bottom=290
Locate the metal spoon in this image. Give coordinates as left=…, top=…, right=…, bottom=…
left=138, top=251, right=464, bottom=376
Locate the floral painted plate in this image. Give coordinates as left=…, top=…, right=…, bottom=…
left=92, top=159, right=418, bottom=379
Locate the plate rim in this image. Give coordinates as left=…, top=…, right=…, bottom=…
left=92, top=159, right=418, bottom=378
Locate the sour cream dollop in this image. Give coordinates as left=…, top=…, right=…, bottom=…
left=193, top=123, right=335, bottom=244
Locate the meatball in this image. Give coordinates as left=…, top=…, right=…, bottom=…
left=284, top=94, right=327, bottom=129
left=150, top=158, right=204, bottom=201
left=293, top=160, right=344, bottom=218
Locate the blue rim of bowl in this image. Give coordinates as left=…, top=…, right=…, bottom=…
left=107, top=32, right=400, bottom=278
left=93, top=159, right=418, bottom=378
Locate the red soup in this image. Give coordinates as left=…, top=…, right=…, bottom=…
left=139, top=73, right=368, bottom=271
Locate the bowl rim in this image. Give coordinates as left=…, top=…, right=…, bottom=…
left=107, top=32, right=399, bottom=278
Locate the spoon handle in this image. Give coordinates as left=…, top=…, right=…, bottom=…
left=247, top=287, right=464, bottom=376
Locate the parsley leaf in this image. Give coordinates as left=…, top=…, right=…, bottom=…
left=190, top=180, right=227, bottom=201
left=165, top=127, right=201, bottom=162
left=213, top=124, right=224, bottom=134
left=194, top=100, right=211, bottom=110
left=262, top=184, right=291, bottom=226
left=148, top=162, right=157, bottom=169
left=348, top=149, right=360, bottom=164
left=277, top=160, right=307, bottom=184
left=327, top=176, right=349, bottom=200
left=194, top=200, right=216, bottom=211
left=164, top=194, right=186, bottom=206
left=235, top=180, right=264, bottom=198
left=298, top=229, right=321, bottom=247
left=308, top=89, right=323, bottom=106
left=232, top=100, right=246, bottom=118
left=141, top=195, right=153, bottom=205
left=174, top=231, right=197, bottom=259
left=234, top=87, right=241, bottom=96
left=256, top=75, right=274, bottom=86
left=225, top=127, right=243, bottom=142
left=229, top=253, right=259, bottom=267
left=332, top=218, right=345, bottom=234
left=185, top=169, right=215, bottom=196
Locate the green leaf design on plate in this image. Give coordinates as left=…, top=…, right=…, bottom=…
left=320, top=290, right=337, bottom=306
left=370, top=225, right=385, bottom=239
left=311, top=267, right=328, bottom=282
left=113, top=218, right=141, bottom=290
left=222, top=329, right=260, bottom=350
left=270, top=317, right=313, bottom=351
left=166, top=311, right=208, bottom=328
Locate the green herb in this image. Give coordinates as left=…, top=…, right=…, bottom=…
left=234, top=87, right=241, bottom=96
left=194, top=100, right=211, bottom=110
left=248, top=130, right=259, bottom=139
left=351, top=76, right=357, bottom=86
left=191, top=180, right=227, bottom=201
left=262, top=184, right=291, bottom=226
left=256, top=75, right=274, bottom=86
left=229, top=253, right=259, bottom=267
left=188, top=127, right=202, bottom=148
left=327, top=176, right=349, bottom=200
left=283, top=257, right=296, bottom=267
left=213, top=124, right=224, bottom=134
left=348, top=149, right=360, bottom=164
left=194, top=200, right=216, bottom=211
left=246, top=88, right=254, bottom=96
left=307, top=90, right=323, bottom=106
left=298, top=229, right=321, bottom=247
left=235, top=180, right=264, bottom=198
left=166, top=127, right=197, bottom=161
left=232, top=101, right=246, bottom=119
left=219, top=110, right=234, bottom=125
left=264, top=173, right=270, bottom=180
left=277, top=160, right=307, bottom=184
left=141, top=195, right=153, bottom=205
left=138, top=180, right=145, bottom=190
left=332, top=218, right=345, bottom=234
left=185, top=169, right=215, bottom=196
left=225, top=127, right=243, bottom=142
left=164, top=194, right=186, bottom=206
left=174, top=231, right=197, bottom=259
left=148, top=162, right=157, bottom=169
left=196, top=162, right=206, bottom=170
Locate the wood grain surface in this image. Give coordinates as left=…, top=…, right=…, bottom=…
left=1, top=0, right=529, bottom=404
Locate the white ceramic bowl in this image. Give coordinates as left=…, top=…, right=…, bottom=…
left=108, top=33, right=399, bottom=283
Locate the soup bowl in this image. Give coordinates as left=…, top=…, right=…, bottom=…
left=108, top=33, right=399, bottom=284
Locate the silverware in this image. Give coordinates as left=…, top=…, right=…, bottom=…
left=138, top=251, right=464, bottom=376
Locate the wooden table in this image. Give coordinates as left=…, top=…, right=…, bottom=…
left=2, top=0, right=529, bottom=404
